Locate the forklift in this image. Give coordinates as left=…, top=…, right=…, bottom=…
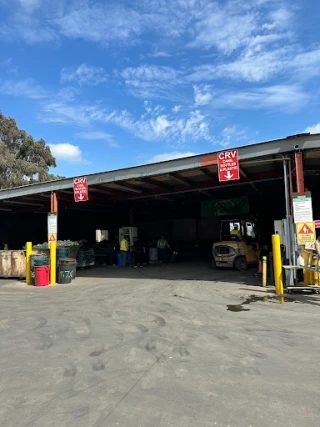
left=212, top=218, right=260, bottom=271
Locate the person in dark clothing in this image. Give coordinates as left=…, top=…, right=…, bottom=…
left=134, top=238, right=145, bottom=268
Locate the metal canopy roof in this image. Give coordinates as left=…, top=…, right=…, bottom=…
left=0, top=133, right=319, bottom=214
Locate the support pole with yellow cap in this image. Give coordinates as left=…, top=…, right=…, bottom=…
left=26, top=241, right=32, bottom=284
left=50, top=240, right=57, bottom=284
left=262, top=256, right=267, bottom=287
left=272, top=234, right=283, bottom=294
left=50, top=192, right=58, bottom=285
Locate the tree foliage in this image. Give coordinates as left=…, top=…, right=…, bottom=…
left=0, top=112, right=61, bottom=189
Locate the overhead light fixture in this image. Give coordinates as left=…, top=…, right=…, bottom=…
left=0, top=207, right=12, bottom=212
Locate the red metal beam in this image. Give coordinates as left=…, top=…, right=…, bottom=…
left=295, top=152, right=304, bottom=192
left=51, top=192, right=58, bottom=213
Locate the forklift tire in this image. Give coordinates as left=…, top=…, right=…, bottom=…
left=234, top=257, right=248, bottom=271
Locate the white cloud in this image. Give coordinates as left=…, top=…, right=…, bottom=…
left=0, top=78, right=46, bottom=99
left=106, top=108, right=211, bottom=143
left=269, top=8, right=293, bottom=28
left=41, top=102, right=108, bottom=125
left=49, top=143, right=84, bottom=163
left=187, top=5, right=256, bottom=53
left=57, top=86, right=79, bottom=102
left=293, top=49, right=320, bottom=80
left=60, top=64, right=108, bottom=86
left=147, top=152, right=197, bottom=163
left=120, top=65, right=181, bottom=99
left=187, top=43, right=300, bottom=83
left=17, top=0, right=41, bottom=10
left=193, top=85, right=212, bottom=106
left=214, top=126, right=248, bottom=148
left=0, top=0, right=298, bottom=57
left=150, top=115, right=170, bottom=134
left=0, top=58, right=12, bottom=66
left=304, top=124, right=320, bottom=134
left=172, top=105, right=181, bottom=113
left=211, top=84, right=309, bottom=112
left=76, top=131, right=113, bottom=141
left=0, top=9, right=58, bottom=44
left=40, top=96, right=212, bottom=144
left=149, top=51, right=172, bottom=58
left=189, top=49, right=288, bottom=83
left=121, top=65, right=178, bottom=82
left=55, top=3, right=143, bottom=45
left=76, top=130, right=119, bottom=148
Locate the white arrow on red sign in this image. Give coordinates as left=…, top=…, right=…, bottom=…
left=224, top=171, right=234, bottom=180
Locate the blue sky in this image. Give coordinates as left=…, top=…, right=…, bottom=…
left=0, top=0, right=320, bottom=177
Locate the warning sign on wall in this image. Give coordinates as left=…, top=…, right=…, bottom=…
left=48, top=233, right=57, bottom=242
left=296, top=222, right=315, bottom=244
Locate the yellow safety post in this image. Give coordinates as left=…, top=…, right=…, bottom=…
left=26, top=241, right=32, bottom=284
left=50, top=240, right=57, bottom=285
left=262, top=256, right=267, bottom=287
left=303, top=248, right=313, bottom=286
left=272, top=234, right=283, bottom=294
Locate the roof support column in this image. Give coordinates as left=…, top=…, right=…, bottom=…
left=50, top=192, right=58, bottom=285
left=51, top=192, right=58, bottom=213
left=129, top=207, right=134, bottom=227
left=295, top=152, right=304, bottom=193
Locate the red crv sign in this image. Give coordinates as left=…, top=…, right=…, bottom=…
left=218, top=149, right=240, bottom=182
left=73, top=176, right=89, bottom=202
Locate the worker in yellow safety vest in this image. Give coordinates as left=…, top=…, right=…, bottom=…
left=230, top=224, right=241, bottom=239
left=120, top=236, right=129, bottom=266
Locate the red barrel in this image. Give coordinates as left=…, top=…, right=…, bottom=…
left=34, top=265, right=50, bottom=286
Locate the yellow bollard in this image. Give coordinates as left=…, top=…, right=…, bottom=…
left=303, top=247, right=313, bottom=286
left=26, top=242, right=32, bottom=284
left=313, top=257, right=319, bottom=287
left=272, top=234, right=283, bottom=294
left=262, top=256, right=267, bottom=287
left=50, top=240, right=57, bottom=285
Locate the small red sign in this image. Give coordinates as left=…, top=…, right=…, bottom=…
left=218, top=149, right=240, bottom=182
left=314, top=220, right=320, bottom=228
left=73, top=176, right=89, bottom=202
left=298, top=223, right=313, bottom=234
left=49, top=234, right=56, bottom=242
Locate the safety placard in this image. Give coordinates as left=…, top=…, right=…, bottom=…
left=296, top=222, right=315, bottom=245
left=48, top=213, right=57, bottom=234
left=292, top=193, right=313, bottom=223
left=73, top=176, right=89, bottom=202
left=48, top=233, right=57, bottom=242
left=48, top=213, right=57, bottom=245
left=217, top=149, right=240, bottom=182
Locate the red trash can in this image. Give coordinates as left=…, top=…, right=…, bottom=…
left=34, top=265, right=50, bottom=286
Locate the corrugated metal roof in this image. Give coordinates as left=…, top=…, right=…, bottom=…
left=0, top=133, right=319, bottom=213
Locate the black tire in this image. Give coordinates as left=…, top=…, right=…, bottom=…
left=212, top=258, right=217, bottom=269
left=234, top=257, right=248, bottom=271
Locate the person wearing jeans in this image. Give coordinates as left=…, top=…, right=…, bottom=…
left=157, top=236, right=171, bottom=263
left=120, top=236, right=128, bottom=266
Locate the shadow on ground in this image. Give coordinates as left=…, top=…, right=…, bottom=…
left=76, top=261, right=262, bottom=286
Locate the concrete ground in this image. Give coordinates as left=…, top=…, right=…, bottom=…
left=0, top=262, right=319, bottom=427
